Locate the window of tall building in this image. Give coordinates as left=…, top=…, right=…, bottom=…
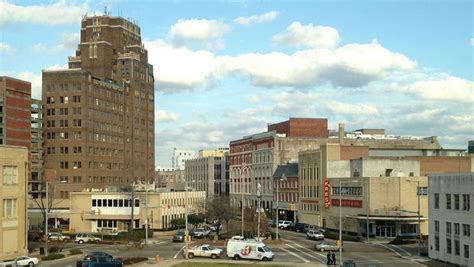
left=73, top=96, right=81, bottom=103
left=434, top=194, right=440, bottom=208
left=446, top=222, right=452, bottom=234
left=59, top=176, right=68, bottom=183
left=454, top=223, right=460, bottom=236
left=454, top=194, right=460, bottom=210
left=59, top=132, right=68, bottom=139
left=59, top=119, right=68, bottom=127
left=60, top=161, right=68, bottom=169
left=73, top=146, right=82, bottom=153
left=60, top=96, right=68, bottom=104
left=434, top=220, right=439, bottom=233
left=435, top=236, right=439, bottom=251
left=447, top=238, right=452, bottom=254
left=3, top=199, right=16, bottom=218
left=73, top=161, right=82, bottom=169
left=59, top=108, right=68, bottom=115
left=46, top=97, right=55, bottom=104
left=465, top=245, right=470, bottom=259
left=455, top=240, right=460, bottom=256
left=463, top=194, right=470, bottom=211
left=60, top=147, right=68, bottom=154
left=446, top=194, right=451, bottom=209
left=463, top=224, right=471, bottom=237
left=2, top=166, right=17, bottom=185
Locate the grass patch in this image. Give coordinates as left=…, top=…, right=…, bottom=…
left=172, top=263, right=287, bottom=267
left=122, top=257, right=148, bottom=264
left=42, top=253, right=65, bottom=261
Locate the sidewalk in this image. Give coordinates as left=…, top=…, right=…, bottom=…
left=132, top=259, right=326, bottom=267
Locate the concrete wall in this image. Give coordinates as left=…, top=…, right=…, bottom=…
left=0, top=146, right=28, bottom=261
left=358, top=158, right=420, bottom=177
left=428, top=173, right=473, bottom=266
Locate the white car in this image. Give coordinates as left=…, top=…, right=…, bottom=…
left=187, top=244, right=224, bottom=259
left=230, top=235, right=244, bottom=241
left=48, top=232, right=70, bottom=241
left=75, top=233, right=102, bottom=244
left=14, top=256, right=39, bottom=266
left=306, top=230, right=324, bottom=240
left=278, top=220, right=293, bottom=229
left=193, top=228, right=210, bottom=238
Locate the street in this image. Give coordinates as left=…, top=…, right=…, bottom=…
left=36, top=229, right=430, bottom=266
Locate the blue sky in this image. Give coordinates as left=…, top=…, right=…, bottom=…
left=1, top=0, right=473, bottom=168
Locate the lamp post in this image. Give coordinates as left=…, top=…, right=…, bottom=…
left=240, top=162, right=247, bottom=238
left=276, top=173, right=287, bottom=241
left=257, top=183, right=262, bottom=240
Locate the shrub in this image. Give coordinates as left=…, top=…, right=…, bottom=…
left=122, top=257, right=148, bottom=264
left=267, top=230, right=279, bottom=240
left=42, top=253, right=65, bottom=261
left=48, top=247, right=62, bottom=253
left=70, top=248, right=83, bottom=255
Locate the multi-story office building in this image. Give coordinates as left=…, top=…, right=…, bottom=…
left=30, top=99, right=45, bottom=199
left=185, top=154, right=229, bottom=197
left=229, top=118, right=464, bottom=216
left=0, top=146, right=28, bottom=261
left=42, top=15, right=155, bottom=197
left=428, top=173, right=472, bottom=266
left=172, top=148, right=197, bottom=170
left=155, top=169, right=185, bottom=190
left=273, top=163, right=299, bottom=222
left=69, top=190, right=206, bottom=232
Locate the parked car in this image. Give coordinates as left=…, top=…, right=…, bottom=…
left=268, top=220, right=276, bottom=227
left=187, top=244, right=224, bottom=259
left=307, top=224, right=326, bottom=233
left=48, top=232, right=71, bottom=241
left=315, top=241, right=342, bottom=252
left=78, top=255, right=122, bottom=267
left=109, top=230, right=128, bottom=236
left=278, top=220, right=293, bottom=230
left=75, top=233, right=101, bottom=244
left=306, top=230, right=324, bottom=240
left=172, top=230, right=186, bottom=242
left=12, top=256, right=39, bottom=266
left=293, top=223, right=309, bottom=232
left=193, top=228, right=210, bottom=238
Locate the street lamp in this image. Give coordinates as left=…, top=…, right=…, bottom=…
left=276, top=173, right=287, bottom=241
left=257, top=183, right=262, bottom=240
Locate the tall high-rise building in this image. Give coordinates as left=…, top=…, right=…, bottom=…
left=42, top=15, right=155, bottom=197
left=172, top=148, right=197, bottom=170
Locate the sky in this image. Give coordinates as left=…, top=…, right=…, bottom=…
left=0, top=0, right=473, bottom=168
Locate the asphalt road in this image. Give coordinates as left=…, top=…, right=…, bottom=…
left=37, top=229, right=428, bottom=266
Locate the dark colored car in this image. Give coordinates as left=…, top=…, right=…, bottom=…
left=173, top=230, right=186, bottom=242
left=76, top=253, right=118, bottom=267
left=293, top=223, right=309, bottom=232
left=79, top=256, right=122, bottom=267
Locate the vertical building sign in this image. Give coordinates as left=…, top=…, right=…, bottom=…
left=324, top=179, right=330, bottom=208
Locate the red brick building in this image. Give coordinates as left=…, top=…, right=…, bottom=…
left=0, top=76, right=31, bottom=147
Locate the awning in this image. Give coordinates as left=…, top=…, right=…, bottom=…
left=347, top=215, right=428, bottom=221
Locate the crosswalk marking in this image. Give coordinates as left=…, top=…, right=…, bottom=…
left=285, top=243, right=325, bottom=263
left=280, top=247, right=310, bottom=263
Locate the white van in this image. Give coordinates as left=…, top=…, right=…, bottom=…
left=227, top=239, right=274, bottom=261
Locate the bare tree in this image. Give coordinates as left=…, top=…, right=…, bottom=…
left=32, top=183, right=64, bottom=230
left=205, top=196, right=238, bottom=236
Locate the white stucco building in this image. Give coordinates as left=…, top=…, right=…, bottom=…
left=172, top=149, right=197, bottom=170
left=428, top=173, right=473, bottom=266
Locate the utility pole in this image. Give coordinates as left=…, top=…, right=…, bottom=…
left=257, top=183, right=262, bottom=240
left=44, top=181, right=49, bottom=257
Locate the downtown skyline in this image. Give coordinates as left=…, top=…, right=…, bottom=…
left=0, top=0, right=473, bottom=168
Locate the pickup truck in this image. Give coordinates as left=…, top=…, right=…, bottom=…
left=187, top=244, right=223, bottom=259
left=77, top=256, right=122, bottom=267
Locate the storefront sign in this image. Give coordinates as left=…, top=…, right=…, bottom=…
left=331, top=199, right=363, bottom=208
left=324, top=179, right=330, bottom=209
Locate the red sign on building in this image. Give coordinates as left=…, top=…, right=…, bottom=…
left=324, top=179, right=330, bottom=209
left=331, top=199, right=363, bottom=208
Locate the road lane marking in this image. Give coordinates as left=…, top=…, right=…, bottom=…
left=376, top=243, right=402, bottom=257
left=285, top=243, right=325, bottom=263
left=389, top=244, right=412, bottom=256
left=173, top=246, right=185, bottom=259
left=289, top=241, right=327, bottom=258
left=280, top=247, right=310, bottom=263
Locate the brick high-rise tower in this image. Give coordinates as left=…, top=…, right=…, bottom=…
left=42, top=15, right=155, bottom=197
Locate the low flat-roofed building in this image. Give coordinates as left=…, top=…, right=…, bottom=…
left=0, top=145, right=28, bottom=261
left=69, top=190, right=206, bottom=233
left=428, top=173, right=472, bottom=266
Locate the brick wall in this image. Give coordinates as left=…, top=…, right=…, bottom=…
left=340, top=145, right=369, bottom=160
left=268, top=118, right=328, bottom=138
left=414, top=156, right=472, bottom=176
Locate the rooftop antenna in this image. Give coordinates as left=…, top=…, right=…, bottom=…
left=104, top=5, right=108, bottom=16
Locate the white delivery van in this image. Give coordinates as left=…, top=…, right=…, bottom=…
left=227, top=239, right=274, bottom=261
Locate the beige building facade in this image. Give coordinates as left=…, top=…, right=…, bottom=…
left=185, top=155, right=229, bottom=196
left=69, top=190, right=205, bottom=232
left=0, top=146, right=28, bottom=261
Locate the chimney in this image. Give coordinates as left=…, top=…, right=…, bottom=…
left=338, top=123, right=345, bottom=144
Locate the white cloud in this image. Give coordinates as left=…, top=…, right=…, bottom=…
left=33, top=32, right=79, bottom=54
left=155, top=110, right=180, bottom=122
left=0, top=0, right=88, bottom=26
left=0, top=42, right=13, bottom=54
left=272, top=22, right=340, bottom=49
left=234, top=11, right=279, bottom=25
left=325, top=101, right=379, bottom=116
left=406, top=76, right=474, bottom=103
left=167, top=19, right=230, bottom=50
